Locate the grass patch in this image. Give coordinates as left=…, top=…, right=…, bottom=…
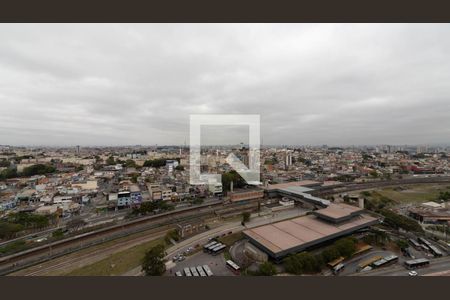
left=376, top=184, right=450, bottom=203
left=65, top=238, right=166, bottom=276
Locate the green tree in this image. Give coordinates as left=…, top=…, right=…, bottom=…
left=124, top=159, right=137, bottom=168
left=106, top=156, right=116, bottom=165
left=142, top=244, right=166, bottom=276
left=164, top=229, right=180, bottom=244
left=321, top=246, right=341, bottom=263
left=52, top=228, right=65, bottom=239
left=395, top=239, right=409, bottom=250
left=143, top=159, right=167, bottom=168
left=7, top=212, right=50, bottom=229
left=0, top=160, right=10, bottom=167
left=222, top=170, right=246, bottom=192
left=0, top=168, right=18, bottom=180
left=284, top=252, right=321, bottom=275
left=21, top=164, right=56, bottom=177
left=258, top=261, right=277, bottom=276
left=0, top=221, right=24, bottom=239
left=131, top=174, right=139, bottom=183
left=242, top=212, right=251, bottom=224
left=334, top=237, right=357, bottom=258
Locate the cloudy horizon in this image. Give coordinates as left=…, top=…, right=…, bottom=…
left=1, top=24, right=450, bottom=147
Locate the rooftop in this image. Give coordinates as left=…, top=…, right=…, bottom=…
left=313, top=203, right=364, bottom=223
left=243, top=205, right=377, bottom=258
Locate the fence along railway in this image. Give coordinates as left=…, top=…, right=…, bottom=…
left=0, top=200, right=258, bottom=275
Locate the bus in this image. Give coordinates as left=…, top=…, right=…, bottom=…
left=211, top=244, right=227, bottom=256
left=429, top=245, right=443, bottom=257
left=196, top=266, right=207, bottom=277
left=353, top=244, right=373, bottom=256
left=332, top=263, right=345, bottom=275
left=404, top=258, right=430, bottom=269
left=203, top=241, right=218, bottom=252
left=418, top=237, right=432, bottom=248
left=190, top=267, right=200, bottom=276
left=409, top=238, right=421, bottom=249
left=357, top=255, right=383, bottom=271
left=372, top=255, right=399, bottom=269
left=207, top=243, right=223, bottom=253
left=226, top=260, right=240, bottom=274
left=327, top=256, right=344, bottom=269
left=184, top=268, right=192, bottom=276
left=202, top=265, right=214, bottom=276
left=418, top=238, right=444, bottom=257
left=175, top=271, right=183, bottom=276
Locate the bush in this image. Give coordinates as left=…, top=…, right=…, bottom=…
left=0, top=221, right=24, bottom=239
left=0, top=168, right=18, bottom=180
left=7, top=212, right=50, bottom=229
left=21, top=164, right=56, bottom=176
left=0, top=240, right=27, bottom=255
left=52, top=228, right=66, bottom=239
left=379, top=209, right=423, bottom=233
left=164, top=229, right=180, bottom=244
left=284, top=252, right=322, bottom=275
left=242, top=212, right=251, bottom=224
left=334, top=237, right=357, bottom=258
left=395, top=239, right=409, bottom=249
left=257, top=261, right=277, bottom=276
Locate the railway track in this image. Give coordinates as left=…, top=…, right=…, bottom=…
left=4, top=176, right=447, bottom=275
left=0, top=200, right=258, bottom=275
left=11, top=229, right=168, bottom=276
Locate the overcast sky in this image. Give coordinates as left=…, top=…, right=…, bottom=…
left=1, top=24, right=450, bottom=146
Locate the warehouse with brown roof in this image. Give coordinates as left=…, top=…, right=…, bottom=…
left=243, top=202, right=378, bottom=260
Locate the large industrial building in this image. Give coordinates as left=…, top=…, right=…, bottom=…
left=243, top=202, right=379, bottom=260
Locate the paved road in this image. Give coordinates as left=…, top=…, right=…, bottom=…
left=339, top=250, right=395, bottom=275
left=122, top=206, right=308, bottom=276
left=353, top=256, right=450, bottom=276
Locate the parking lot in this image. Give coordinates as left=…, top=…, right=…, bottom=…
left=166, top=250, right=236, bottom=276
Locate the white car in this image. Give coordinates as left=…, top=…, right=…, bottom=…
left=408, top=271, right=418, bottom=276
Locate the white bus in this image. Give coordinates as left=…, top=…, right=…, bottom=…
left=207, top=243, right=223, bottom=253
left=211, top=244, right=227, bottom=256
left=196, top=266, right=207, bottom=277
left=332, top=263, right=345, bottom=275
left=226, top=260, right=240, bottom=274
left=203, top=241, right=218, bottom=252
left=190, top=267, right=199, bottom=276
left=202, top=265, right=213, bottom=276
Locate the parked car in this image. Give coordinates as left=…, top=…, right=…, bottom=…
left=408, top=271, right=418, bottom=276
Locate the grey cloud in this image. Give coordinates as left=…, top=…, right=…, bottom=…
left=0, top=24, right=450, bottom=146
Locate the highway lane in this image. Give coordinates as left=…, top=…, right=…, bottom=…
left=353, top=256, right=450, bottom=276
